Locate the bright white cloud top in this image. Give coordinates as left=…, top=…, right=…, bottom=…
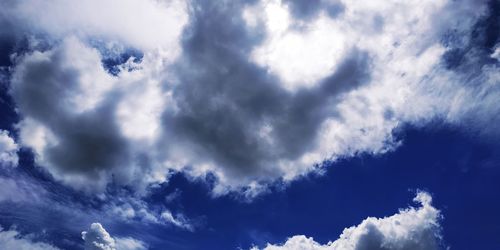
left=255, top=192, right=442, bottom=250
left=0, top=0, right=498, bottom=199
left=82, top=223, right=147, bottom=250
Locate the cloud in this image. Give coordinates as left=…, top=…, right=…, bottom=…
left=82, top=223, right=147, bottom=250
left=115, top=237, right=148, bottom=250
left=254, top=192, right=442, bottom=250
left=11, top=37, right=132, bottom=191
left=246, top=0, right=348, bottom=89
left=160, top=210, right=194, bottom=231
left=82, top=223, right=116, bottom=250
left=5, top=0, right=500, bottom=197
left=104, top=194, right=195, bottom=230
left=158, top=0, right=374, bottom=196
left=0, top=227, right=60, bottom=250
left=0, top=176, right=46, bottom=203
left=0, top=130, right=18, bottom=166
left=0, top=0, right=188, bottom=52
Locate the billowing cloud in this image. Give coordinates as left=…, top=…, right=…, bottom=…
left=82, top=223, right=147, bottom=250
left=255, top=192, right=442, bottom=250
left=11, top=37, right=132, bottom=191
left=82, top=223, right=116, bottom=250
left=4, top=0, right=499, bottom=197
left=0, top=130, right=18, bottom=166
left=0, top=227, right=60, bottom=250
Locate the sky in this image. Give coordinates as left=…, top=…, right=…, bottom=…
left=0, top=0, right=498, bottom=249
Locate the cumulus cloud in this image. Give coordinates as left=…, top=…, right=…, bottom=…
left=0, top=227, right=60, bottom=250
left=255, top=192, right=442, bottom=250
left=0, top=130, right=18, bottom=166
left=82, top=223, right=116, bottom=250
left=4, top=0, right=500, bottom=197
left=82, top=223, right=147, bottom=250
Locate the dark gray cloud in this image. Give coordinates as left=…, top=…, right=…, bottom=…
left=10, top=39, right=133, bottom=187
left=161, top=0, right=371, bottom=180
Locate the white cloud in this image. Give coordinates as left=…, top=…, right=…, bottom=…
left=0, top=130, right=18, bottom=166
left=101, top=193, right=195, bottom=230
left=160, top=210, right=194, bottom=231
left=82, top=223, right=147, bottom=250
left=492, top=46, right=500, bottom=61
left=0, top=227, right=60, bottom=250
left=108, top=201, right=159, bottom=225
left=82, top=223, right=116, bottom=250
left=0, top=0, right=188, bottom=53
left=255, top=192, right=442, bottom=250
left=248, top=1, right=347, bottom=91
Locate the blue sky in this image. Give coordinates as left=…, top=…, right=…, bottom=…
left=0, top=0, right=499, bottom=249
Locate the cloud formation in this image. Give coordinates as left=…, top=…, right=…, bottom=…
left=255, top=192, right=442, bottom=250
left=4, top=0, right=499, bottom=197
left=0, top=227, right=60, bottom=250
left=82, top=223, right=147, bottom=250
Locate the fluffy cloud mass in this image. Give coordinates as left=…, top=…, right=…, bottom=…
left=255, top=192, right=442, bottom=250
left=3, top=0, right=499, bottom=196
left=82, top=223, right=147, bottom=250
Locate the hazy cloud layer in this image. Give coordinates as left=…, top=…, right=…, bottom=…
left=255, top=192, right=442, bottom=250
left=3, top=0, right=499, bottom=196
left=0, top=227, right=60, bottom=250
